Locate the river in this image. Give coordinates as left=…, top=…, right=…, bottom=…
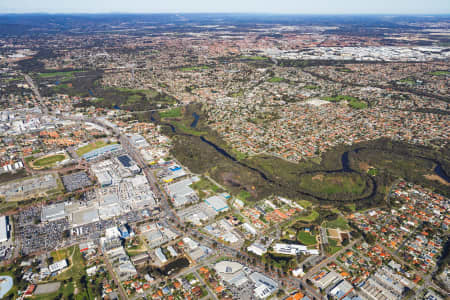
left=152, top=111, right=448, bottom=203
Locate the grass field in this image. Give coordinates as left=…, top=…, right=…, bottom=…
left=326, top=239, right=342, bottom=254
left=173, top=121, right=207, bottom=136
left=322, top=95, right=368, bottom=109
left=240, top=56, right=268, bottom=61
left=32, top=154, right=66, bottom=167
left=336, top=67, right=353, bottom=73
left=325, top=216, right=350, bottom=230
left=55, top=246, right=86, bottom=281
left=51, top=248, right=70, bottom=261
left=49, top=246, right=91, bottom=299
left=180, top=66, right=210, bottom=71
left=76, top=140, right=116, bottom=156
left=283, top=210, right=320, bottom=227
left=351, top=148, right=434, bottom=180
left=299, top=172, right=368, bottom=198
left=304, top=85, right=318, bottom=90
left=367, top=168, right=378, bottom=176
left=429, top=71, right=450, bottom=76
left=268, top=77, right=285, bottom=83
left=296, top=210, right=319, bottom=222
left=297, top=200, right=312, bottom=209
left=115, top=87, right=158, bottom=97
left=399, top=78, right=416, bottom=85
left=228, top=89, right=244, bottom=98
left=231, top=149, right=248, bottom=161
left=37, top=71, right=81, bottom=79
left=190, top=177, right=221, bottom=194
left=126, top=237, right=147, bottom=256
left=297, top=231, right=317, bottom=245
left=238, top=190, right=251, bottom=202
left=160, top=107, right=182, bottom=119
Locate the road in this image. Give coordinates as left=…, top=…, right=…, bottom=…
left=194, top=269, right=219, bottom=300
left=304, top=238, right=361, bottom=278
left=102, top=248, right=128, bottom=300
left=24, top=74, right=49, bottom=114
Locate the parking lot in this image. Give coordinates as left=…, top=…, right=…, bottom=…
left=62, top=171, right=93, bottom=192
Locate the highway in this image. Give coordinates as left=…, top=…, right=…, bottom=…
left=24, top=74, right=49, bottom=115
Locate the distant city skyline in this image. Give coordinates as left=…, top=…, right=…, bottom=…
left=1, top=0, right=449, bottom=14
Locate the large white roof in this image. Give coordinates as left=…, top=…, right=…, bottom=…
left=0, top=216, right=8, bottom=242
left=214, top=260, right=243, bottom=274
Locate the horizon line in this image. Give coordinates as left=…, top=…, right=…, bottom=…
left=1, top=12, right=450, bottom=16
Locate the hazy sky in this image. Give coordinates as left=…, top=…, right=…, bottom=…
left=1, top=0, right=449, bottom=14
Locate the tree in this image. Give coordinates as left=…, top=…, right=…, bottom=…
left=62, top=230, right=71, bottom=239
left=365, top=233, right=376, bottom=245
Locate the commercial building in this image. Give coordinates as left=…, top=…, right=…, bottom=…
left=49, top=259, right=68, bottom=273
left=249, top=272, right=278, bottom=299
left=72, top=206, right=100, bottom=226
left=273, top=243, right=319, bottom=256
left=312, top=271, right=342, bottom=290
left=41, top=203, right=66, bottom=222
left=182, top=237, right=212, bottom=262
left=155, top=247, right=167, bottom=264
left=105, top=246, right=137, bottom=281
left=247, top=243, right=267, bottom=256
left=204, top=195, right=229, bottom=212
left=167, top=178, right=198, bottom=207
left=243, top=223, right=257, bottom=235
left=128, top=134, right=149, bottom=149
left=214, top=261, right=248, bottom=287
left=0, top=216, right=9, bottom=243
left=329, top=280, right=353, bottom=299
left=81, top=144, right=121, bottom=161
left=96, top=171, right=112, bottom=187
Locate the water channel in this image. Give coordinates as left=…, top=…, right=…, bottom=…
left=151, top=111, right=449, bottom=203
